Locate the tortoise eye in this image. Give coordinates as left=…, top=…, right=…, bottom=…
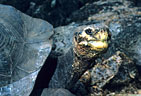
left=85, top=28, right=93, bottom=35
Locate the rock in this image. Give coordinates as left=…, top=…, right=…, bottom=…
left=41, top=88, right=75, bottom=96
left=26, top=0, right=84, bottom=27
left=66, top=0, right=141, bottom=24
left=90, top=51, right=122, bottom=88
left=110, top=52, right=138, bottom=85
left=0, top=4, right=53, bottom=96
left=0, top=0, right=31, bottom=12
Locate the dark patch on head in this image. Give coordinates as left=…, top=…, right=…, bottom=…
left=74, top=36, right=78, bottom=42
left=74, top=32, right=78, bottom=41
left=85, top=44, right=91, bottom=48
left=74, top=31, right=84, bottom=42
left=78, top=37, right=84, bottom=43
left=105, top=28, right=111, bottom=40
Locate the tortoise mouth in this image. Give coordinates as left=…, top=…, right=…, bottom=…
left=78, top=35, right=109, bottom=52
left=78, top=40, right=108, bottom=52
left=87, top=40, right=108, bottom=51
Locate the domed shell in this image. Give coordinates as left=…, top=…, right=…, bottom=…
left=0, top=4, right=53, bottom=95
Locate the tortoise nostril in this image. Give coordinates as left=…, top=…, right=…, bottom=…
left=95, top=29, right=100, bottom=33
left=78, top=31, right=82, bottom=35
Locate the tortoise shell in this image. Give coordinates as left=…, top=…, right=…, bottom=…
left=0, top=4, right=53, bottom=95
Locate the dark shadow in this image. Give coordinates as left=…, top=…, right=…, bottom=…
left=30, top=54, right=58, bottom=96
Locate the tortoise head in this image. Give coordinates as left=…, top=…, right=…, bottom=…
left=73, top=26, right=111, bottom=59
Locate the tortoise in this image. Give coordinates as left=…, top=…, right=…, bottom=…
left=0, top=4, right=53, bottom=96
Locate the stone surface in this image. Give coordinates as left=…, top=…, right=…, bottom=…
left=90, top=51, right=122, bottom=88
left=26, top=0, right=86, bottom=27
left=41, top=88, right=75, bottom=96
left=66, top=0, right=141, bottom=24
left=110, top=53, right=138, bottom=85
left=0, top=4, right=53, bottom=96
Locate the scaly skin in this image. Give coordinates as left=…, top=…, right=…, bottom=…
left=65, top=25, right=111, bottom=90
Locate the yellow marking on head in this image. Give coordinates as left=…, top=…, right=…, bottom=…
left=95, top=31, right=108, bottom=41
left=88, top=41, right=108, bottom=51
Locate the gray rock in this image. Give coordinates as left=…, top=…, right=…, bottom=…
left=41, top=88, right=75, bottom=96
left=26, top=0, right=89, bottom=27
left=0, top=0, right=31, bottom=12
left=0, top=4, right=53, bottom=96
left=66, top=0, right=140, bottom=24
